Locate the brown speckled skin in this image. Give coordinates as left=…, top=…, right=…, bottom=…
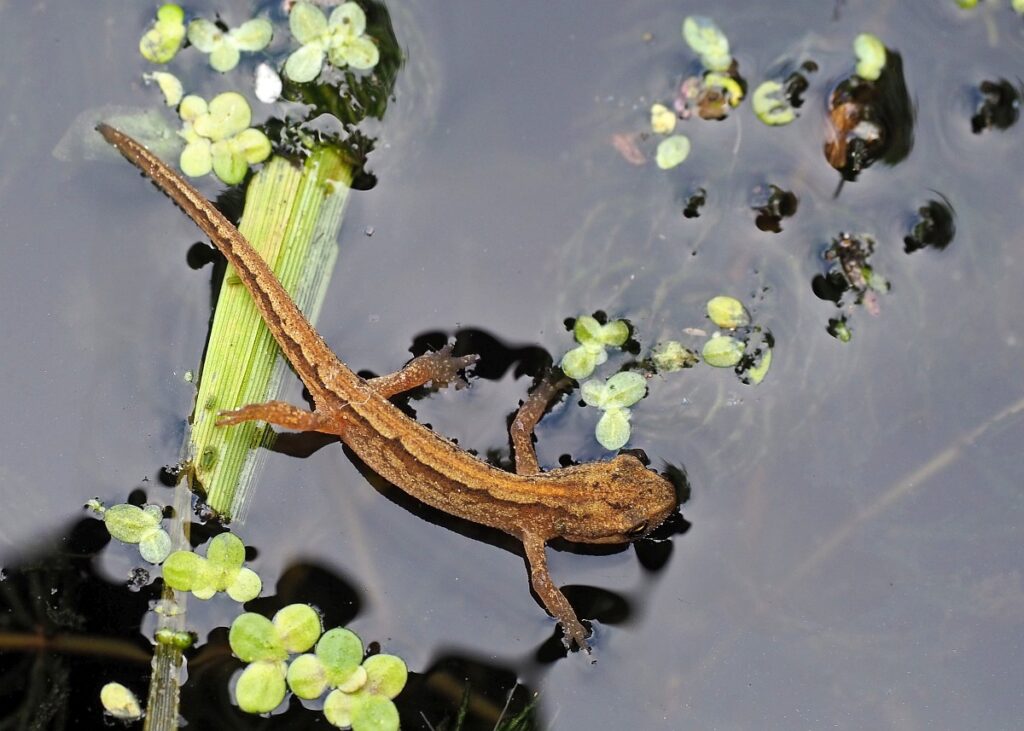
left=98, top=124, right=678, bottom=650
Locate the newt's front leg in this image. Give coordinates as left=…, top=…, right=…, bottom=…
left=522, top=532, right=590, bottom=651
left=512, top=373, right=590, bottom=651
left=216, top=347, right=477, bottom=433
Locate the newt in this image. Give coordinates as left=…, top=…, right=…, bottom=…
left=97, top=124, right=678, bottom=651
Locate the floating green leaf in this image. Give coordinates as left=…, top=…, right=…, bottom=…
left=581, top=371, right=647, bottom=410
left=747, top=347, right=772, bottom=385
left=140, top=4, right=186, bottom=64
left=574, top=316, right=629, bottom=348
left=706, top=295, right=750, bottom=329
left=581, top=372, right=647, bottom=450
left=595, top=407, right=632, bottom=451
left=177, top=92, right=271, bottom=184
left=651, top=341, right=698, bottom=373
left=1013, top=0, right=1024, bottom=13
left=655, top=135, right=691, bottom=170
left=188, top=17, right=273, bottom=72
left=100, top=682, right=142, bottom=721
left=853, top=33, right=886, bottom=81
left=103, top=503, right=172, bottom=564
left=235, top=660, right=288, bottom=714
left=144, top=71, right=184, bottom=107
left=650, top=103, right=677, bottom=134
left=163, top=532, right=262, bottom=601
left=752, top=80, right=796, bottom=126
left=682, top=16, right=731, bottom=72
left=560, top=344, right=604, bottom=380
left=702, top=334, right=744, bottom=368
left=285, top=1, right=380, bottom=82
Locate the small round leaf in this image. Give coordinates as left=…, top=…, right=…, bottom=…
left=655, top=135, right=691, bottom=170
left=186, top=19, right=222, bottom=53
left=324, top=688, right=358, bottom=728
left=602, top=371, right=647, bottom=408
left=362, top=654, right=408, bottom=699
left=339, top=36, right=380, bottom=70
left=595, top=407, right=632, bottom=451
left=209, top=44, right=241, bottom=73
left=229, top=613, right=286, bottom=663
left=706, top=296, right=750, bottom=329
left=273, top=604, right=322, bottom=653
left=139, top=528, right=172, bottom=564
left=285, top=43, right=326, bottom=83
left=212, top=144, right=249, bottom=185
left=227, top=567, right=262, bottom=603
left=162, top=550, right=204, bottom=591
left=233, top=128, right=272, bottom=164
left=231, top=18, right=273, bottom=52
left=702, top=334, right=744, bottom=368
left=100, top=682, right=142, bottom=721
left=104, top=504, right=159, bottom=544
left=317, top=627, right=363, bottom=681
left=329, top=3, right=367, bottom=37
left=180, top=139, right=213, bottom=177
left=235, top=661, right=287, bottom=714
left=207, top=532, right=246, bottom=570
left=351, top=695, right=400, bottom=731
left=560, top=345, right=598, bottom=380
left=290, top=2, right=328, bottom=45
left=287, top=653, right=329, bottom=699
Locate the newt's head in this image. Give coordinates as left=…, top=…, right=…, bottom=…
left=555, top=453, right=679, bottom=545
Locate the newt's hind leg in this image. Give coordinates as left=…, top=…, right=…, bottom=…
left=522, top=532, right=590, bottom=652
left=217, top=400, right=328, bottom=432
left=368, top=345, right=479, bottom=398
left=510, top=373, right=573, bottom=475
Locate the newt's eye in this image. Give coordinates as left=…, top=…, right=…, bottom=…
left=627, top=521, right=648, bottom=538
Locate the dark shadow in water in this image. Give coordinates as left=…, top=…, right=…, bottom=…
left=0, top=517, right=158, bottom=729
left=403, top=653, right=539, bottom=730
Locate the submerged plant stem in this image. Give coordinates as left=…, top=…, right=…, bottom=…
left=187, top=148, right=352, bottom=518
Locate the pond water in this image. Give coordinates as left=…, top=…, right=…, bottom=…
left=1, top=0, right=1023, bottom=728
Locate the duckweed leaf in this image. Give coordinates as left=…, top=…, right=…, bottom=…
left=650, top=103, right=677, bottom=134
left=144, top=71, right=184, bottom=107
left=706, top=296, right=750, bottom=329
left=290, top=1, right=328, bottom=44
left=656, top=135, right=691, bottom=170
left=287, top=653, right=331, bottom=699
left=752, top=80, right=796, bottom=126
left=747, top=347, right=772, bottom=385
left=651, top=341, right=698, bottom=372
left=285, top=1, right=379, bottom=81
left=284, top=41, right=326, bottom=83
left=702, top=334, right=744, bottom=367
left=683, top=16, right=731, bottom=72
left=104, top=504, right=160, bottom=544
left=235, top=660, right=288, bottom=714
left=227, top=567, right=262, bottom=602
left=318, top=627, right=364, bottom=687
left=574, top=315, right=629, bottom=348
left=188, top=17, right=272, bottom=72
left=100, top=682, right=142, bottom=721
left=273, top=603, right=322, bottom=654
left=362, top=655, right=408, bottom=699
left=581, top=372, right=646, bottom=410
left=140, top=4, right=186, bottom=64
left=139, top=529, right=173, bottom=564
left=595, top=407, right=632, bottom=450
left=230, top=613, right=287, bottom=663
left=853, top=33, right=886, bottom=81
left=350, top=694, right=401, bottom=731
left=194, top=92, right=251, bottom=141
left=560, top=344, right=604, bottom=380
left=162, top=550, right=204, bottom=591
left=180, top=138, right=213, bottom=177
